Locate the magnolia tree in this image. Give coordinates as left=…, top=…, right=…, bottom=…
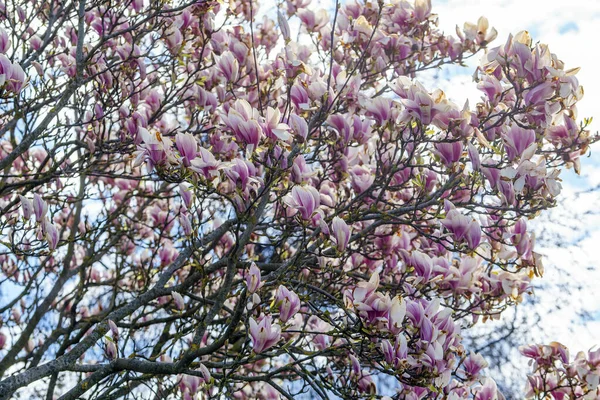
left=0, top=0, right=597, bottom=398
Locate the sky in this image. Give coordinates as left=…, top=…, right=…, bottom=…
left=427, top=0, right=600, bottom=355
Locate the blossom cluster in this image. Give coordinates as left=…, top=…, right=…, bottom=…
left=0, top=0, right=596, bottom=399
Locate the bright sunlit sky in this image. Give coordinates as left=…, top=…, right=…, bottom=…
left=426, top=0, right=600, bottom=354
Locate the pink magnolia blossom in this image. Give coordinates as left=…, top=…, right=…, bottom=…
left=190, top=147, right=221, bottom=180
left=275, top=285, right=301, bottom=323
left=218, top=52, right=239, bottom=83
left=43, top=219, right=59, bottom=250
left=178, top=183, right=194, bottom=209
left=277, top=10, right=291, bottom=42
left=463, top=17, right=498, bottom=45
left=474, top=378, right=501, bottom=400
left=105, top=339, right=117, bottom=359
left=286, top=186, right=320, bottom=220
left=288, top=114, right=308, bottom=141
left=502, top=125, right=536, bottom=161
left=462, top=353, right=489, bottom=379
left=435, top=141, right=463, bottom=166
left=175, top=133, right=198, bottom=167
left=172, top=291, right=185, bottom=311
left=381, top=334, right=408, bottom=368
left=246, top=263, right=262, bottom=294
left=135, top=128, right=174, bottom=171
left=388, top=296, right=406, bottom=334
left=249, top=316, right=281, bottom=354
left=221, top=100, right=262, bottom=153
left=0, top=27, right=10, bottom=53
left=441, top=201, right=482, bottom=249
left=349, top=166, right=374, bottom=194
left=18, top=195, right=33, bottom=220
left=263, top=107, right=291, bottom=141
left=357, top=373, right=376, bottom=394
left=108, top=320, right=119, bottom=341
left=330, top=217, right=351, bottom=251
left=179, top=214, right=193, bottom=236
left=225, top=158, right=256, bottom=191
left=32, top=194, right=47, bottom=222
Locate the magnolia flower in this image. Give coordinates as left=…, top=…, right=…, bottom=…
left=364, top=97, right=392, bottom=125
left=197, top=363, right=211, bottom=384
left=246, top=263, right=262, bottom=294
left=467, top=142, right=481, bottom=171
left=349, top=354, right=361, bottom=377
left=330, top=217, right=351, bottom=251
left=297, top=8, right=328, bottom=31
left=388, top=296, right=406, bottom=334
left=346, top=271, right=379, bottom=308
left=217, top=52, right=239, bottom=83
left=164, top=25, right=182, bottom=52
left=349, top=165, right=374, bottom=194
left=411, top=251, right=433, bottom=283
left=275, top=285, right=301, bottom=323
left=381, top=334, right=408, bottom=368
left=463, top=16, right=498, bottom=46
left=180, top=364, right=211, bottom=395
left=0, top=55, right=24, bottom=93
left=180, top=374, right=200, bottom=395
left=144, top=89, right=163, bottom=112
left=291, top=155, right=314, bottom=183
left=249, top=316, right=281, bottom=353
left=190, top=147, right=220, bottom=180
left=440, top=201, right=482, bottom=249
left=357, top=373, right=376, bottom=394
left=420, top=317, right=437, bottom=342
left=225, top=158, right=257, bottom=191
left=43, top=219, right=59, bottom=250
left=435, top=141, right=463, bottom=166
left=221, top=100, right=262, bottom=153
left=474, top=378, right=501, bottom=400
left=286, top=186, right=320, bottom=220
left=502, top=126, right=536, bottom=161
left=0, top=27, right=10, bottom=53
left=175, top=133, right=198, bottom=167
left=179, top=214, right=193, bottom=236
left=172, top=291, right=185, bottom=311
left=414, top=0, right=432, bottom=21
left=288, top=114, right=308, bottom=141
left=464, top=219, right=482, bottom=249
left=178, top=184, right=194, bottom=209
left=462, top=353, right=489, bottom=378
left=277, top=10, right=291, bottom=41
left=477, top=75, right=503, bottom=104
left=108, top=320, right=119, bottom=341
left=327, top=114, right=352, bottom=143
left=105, top=339, right=117, bottom=359
left=263, top=107, right=291, bottom=141
left=19, top=195, right=33, bottom=220
left=135, top=128, right=173, bottom=171
left=32, top=194, right=47, bottom=222
left=290, top=85, right=310, bottom=110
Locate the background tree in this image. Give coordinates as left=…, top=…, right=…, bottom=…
left=0, top=0, right=597, bottom=399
